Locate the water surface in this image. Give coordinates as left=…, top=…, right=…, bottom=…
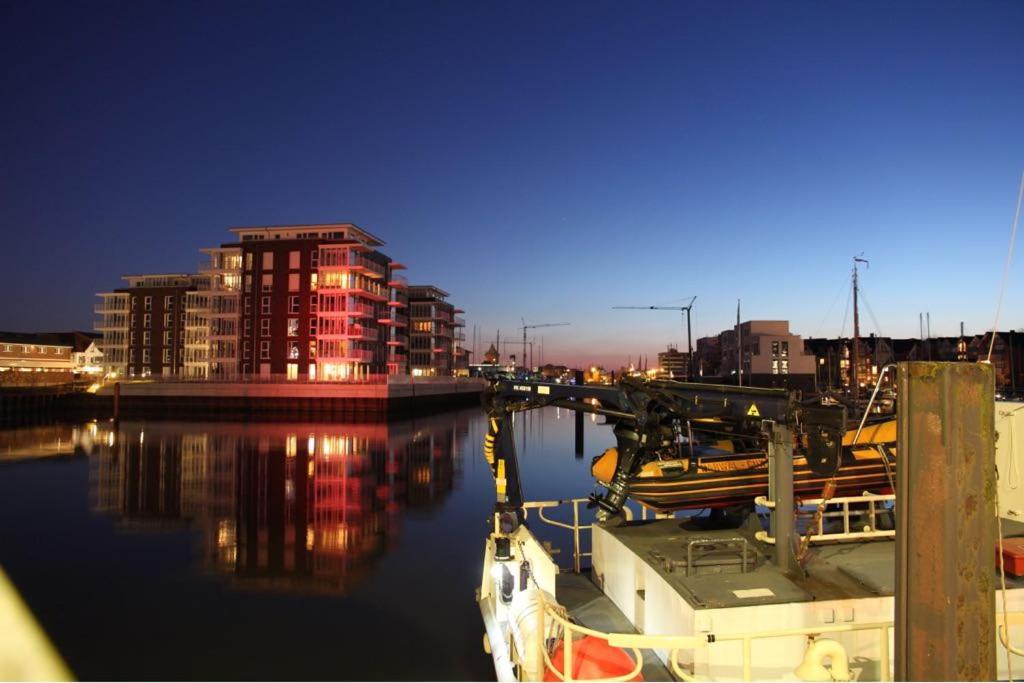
left=0, top=408, right=613, bottom=680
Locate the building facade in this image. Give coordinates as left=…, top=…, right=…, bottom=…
left=407, top=285, right=466, bottom=376
left=96, top=223, right=465, bottom=381
left=657, top=345, right=690, bottom=379
left=698, top=320, right=816, bottom=390
left=95, top=274, right=198, bottom=378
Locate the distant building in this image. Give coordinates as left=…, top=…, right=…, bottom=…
left=0, top=330, right=101, bottom=385
left=408, top=285, right=465, bottom=376
left=96, top=222, right=468, bottom=380
left=657, top=345, right=689, bottom=379
left=701, top=320, right=816, bottom=390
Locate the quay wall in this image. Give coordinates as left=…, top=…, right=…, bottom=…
left=92, top=377, right=486, bottom=420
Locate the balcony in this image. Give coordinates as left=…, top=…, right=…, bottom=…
left=388, top=273, right=408, bottom=288
left=319, top=348, right=374, bottom=363
left=453, top=316, right=465, bottom=327
left=94, top=318, right=128, bottom=331
left=94, top=303, right=127, bottom=314
left=318, top=250, right=387, bottom=278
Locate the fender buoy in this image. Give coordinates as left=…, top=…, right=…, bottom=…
left=543, top=636, right=644, bottom=681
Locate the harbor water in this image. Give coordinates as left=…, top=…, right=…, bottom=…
left=0, top=407, right=613, bottom=680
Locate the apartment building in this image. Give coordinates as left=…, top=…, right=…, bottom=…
left=96, top=223, right=468, bottom=380
left=657, top=345, right=690, bottom=379
left=96, top=274, right=198, bottom=378
left=700, top=320, right=816, bottom=390
left=407, top=285, right=466, bottom=376
left=227, top=224, right=408, bottom=380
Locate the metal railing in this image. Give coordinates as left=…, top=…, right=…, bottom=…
left=754, top=491, right=896, bottom=545
left=527, top=574, right=896, bottom=682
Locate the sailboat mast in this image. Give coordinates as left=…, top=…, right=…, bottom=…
left=852, top=259, right=861, bottom=401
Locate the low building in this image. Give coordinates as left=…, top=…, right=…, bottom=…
left=804, top=331, right=1024, bottom=395
left=0, top=331, right=93, bottom=385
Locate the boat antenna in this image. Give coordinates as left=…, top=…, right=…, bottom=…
left=988, top=171, right=1024, bottom=362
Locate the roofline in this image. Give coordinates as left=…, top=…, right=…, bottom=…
left=409, top=284, right=451, bottom=298
left=226, top=223, right=386, bottom=247
left=120, top=273, right=193, bottom=280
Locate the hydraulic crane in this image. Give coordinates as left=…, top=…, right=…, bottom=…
left=613, top=296, right=697, bottom=378
left=517, top=320, right=569, bottom=371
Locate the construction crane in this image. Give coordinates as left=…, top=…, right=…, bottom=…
left=518, top=320, right=569, bottom=371
left=612, top=297, right=697, bottom=378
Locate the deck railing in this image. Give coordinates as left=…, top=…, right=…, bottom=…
left=754, top=490, right=896, bottom=545
left=526, top=585, right=899, bottom=682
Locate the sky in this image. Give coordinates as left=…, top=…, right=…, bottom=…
left=1, top=1, right=1023, bottom=369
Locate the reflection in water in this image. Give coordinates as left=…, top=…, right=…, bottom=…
left=0, top=423, right=96, bottom=461
left=88, top=414, right=471, bottom=594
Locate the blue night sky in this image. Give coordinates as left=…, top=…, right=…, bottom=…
left=2, top=1, right=1023, bottom=368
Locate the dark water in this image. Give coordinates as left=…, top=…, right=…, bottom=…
left=0, top=408, right=614, bottom=681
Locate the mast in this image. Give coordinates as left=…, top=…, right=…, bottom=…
left=851, top=256, right=862, bottom=401
left=737, top=299, right=743, bottom=386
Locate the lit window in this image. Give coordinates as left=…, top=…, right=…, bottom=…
left=288, top=319, right=299, bottom=337
left=288, top=342, right=300, bottom=359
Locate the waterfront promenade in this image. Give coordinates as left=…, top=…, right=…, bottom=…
left=96, top=375, right=485, bottom=419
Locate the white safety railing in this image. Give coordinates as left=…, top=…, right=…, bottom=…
left=529, top=588, right=897, bottom=682
left=755, top=491, right=895, bottom=545
left=522, top=498, right=637, bottom=574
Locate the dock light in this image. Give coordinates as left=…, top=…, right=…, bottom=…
left=494, top=536, right=512, bottom=562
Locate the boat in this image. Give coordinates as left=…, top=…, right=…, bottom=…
left=476, top=370, right=1024, bottom=681
left=589, top=417, right=896, bottom=513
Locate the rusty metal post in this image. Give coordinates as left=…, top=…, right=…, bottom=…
left=895, top=362, right=995, bottom=681
left=768, top=423, right=797, bottom=575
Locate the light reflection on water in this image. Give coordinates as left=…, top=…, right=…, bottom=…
left=0, top=408, right=614, bottom=681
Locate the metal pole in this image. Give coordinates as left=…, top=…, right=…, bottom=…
left=113, top=382, right=120, bottom=422
left=768, top=423, right=796, bottom=575
left=574, top=409, right=584, bottom=458
left=685, top=307, right=693, bottom=380
left=894, top=361, right=995, bottom=681
left=852, top=262, right=860, bottom=400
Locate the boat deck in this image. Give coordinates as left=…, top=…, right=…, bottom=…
left=595, top=515, right=1024, bottom=611
left=556, top=572, right=676, bottom=681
